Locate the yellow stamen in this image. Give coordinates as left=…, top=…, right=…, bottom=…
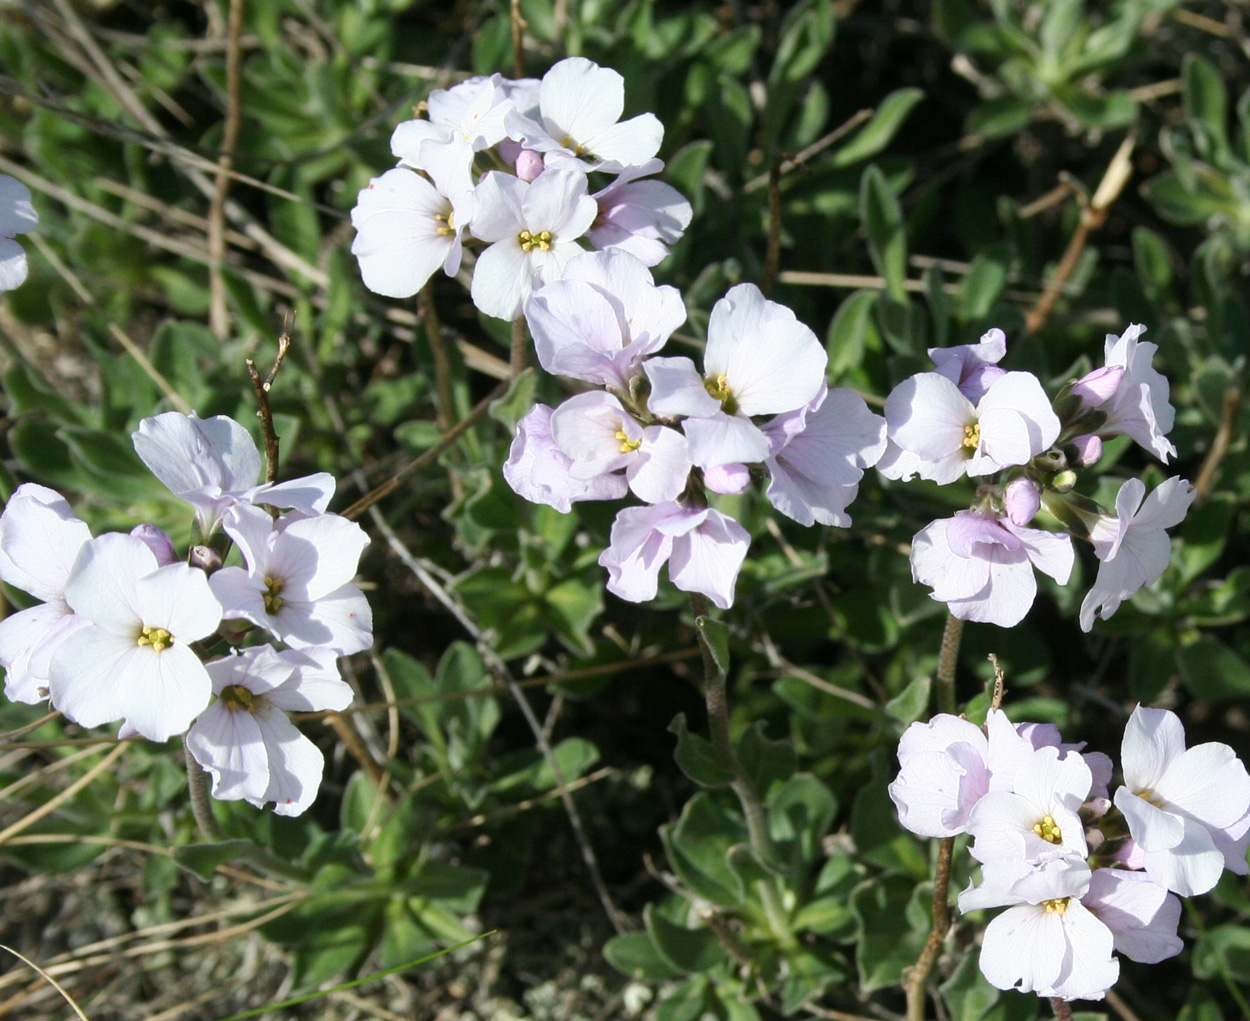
left=962, top=423, right=981, bottom=450
left=1041, top=897, right=1069, bottom=915
left=136, top=626, right=173, bottom=652
left=704, top=374, right=739, bottom=415
left=263, top=575, right=285, bottom=615
left=434, top=210, right=457, bottom=237
left=220, top=684, right=260, bottom=713
left=615, top=428, right=641, bottom=454
left=518, top=229, right=554, bottom=252
left=1032, top=815, right=1062, bottom=844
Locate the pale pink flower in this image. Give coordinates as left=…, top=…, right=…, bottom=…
left=928, top=328, right=1007, bottom=404
left=0, top=484, right=92, bottom=704
left=588, top=159, right=692, bottom=267
left=0, top=174, right=38, bottom=292
left=1086, top=324, right=1177, bottom=462
left=1113, top=705, right=1250, bottom=896
left=502, top=404, right=628, bottom=512
left=1084, top=868, right=1183, bottom=965
left=910, top=511, right=1074, bottom=627
left=1079, top=477, right=1196, bottom=632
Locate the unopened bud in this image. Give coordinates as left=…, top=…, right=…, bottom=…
left=1071, top=365, right=1124, bottom=407
left=1071, top=433, right=1103, bottom=467
left=217, top=617, right=251, bottom=644
left=702, top=463, right=750, bottom=495
left=1004, top=478, right=1041, bottom=527
left=130, top=524, right=177, bottom=566
left=515, top=149, right=545, bottom=182
left=189, top=545, right=223, bottom=572
left=1052, top=470, right=1078, bottom=493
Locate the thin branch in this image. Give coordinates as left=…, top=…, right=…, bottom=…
left=903, top=836, right=954, bottom=1021
left=1193, top=386, right=1241, bottom=502
left=509, top=316, right=529, bottom=377
left=245, top=317, right=292, bottom=484
left=0, top=743, right=126, bottom=846
left=1024, top=134, right=1134, bottom=335
left=341, top=380, right=508, bottom=520
left=987, top=653, right=1006, bottom=714
left=743, top=108, right=874, bottom=193
left=761, top=160, right=782, bottom=296
left=510, top=0, right=527, bottom=78
left=420, top=284, right=456, bottom=432
left=208, top=0, right=246, bottom=341
left=1050, top=997, right=1074, bottom=1021
left=935, top=613, right=963, bottom=717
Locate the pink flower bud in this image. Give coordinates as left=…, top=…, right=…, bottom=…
left=1004, top=478, right=1041, bottom=527
left=1071, top=365, right=1124, bottom=407
left=515, top=149, right=545, bottom=182
left=1072, top=433, right=1103, bottom=466
left=129, top=524, right=177, bottom=566
left=702, top=463, right=750, bottom=495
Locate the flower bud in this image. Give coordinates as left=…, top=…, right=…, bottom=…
left=1071, top=433, right=1103, bottom=466
left=515, top=149, right=545, bottom=182
left=1004, top=478, right=1041, bottom=526
left=189, top=544, right=223, bottom=572
left=129, top=524, right=178, bottom=566
left=702, top=463, right=750, bottom=495
left=1071, top=365, right=1124, bottom=407
left=1052, top=470, right=1078, bottom=493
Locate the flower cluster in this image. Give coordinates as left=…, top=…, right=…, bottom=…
left=502, top=253, right=887, bottom=608
left=350, top=57, right=692, bottom=320
left=0, top=413, right=371, bottom=816
left=884, top=326, right=1192, bottom=629
left=891, top=705, right=1250, bottom=1001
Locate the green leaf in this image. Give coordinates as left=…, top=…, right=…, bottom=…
left=694, top=616, right=730, bottom=675
left=1183, top=53, right=1230, bottom=160
left=826, top=289, right=878, bottom=381
left=860, top=165, right=907, bottom=301
left=1194, top=924, right=1250, bottom=982
left=959, top=253, right=1008, bottom=321
left=1178, top=494, right=1235, bottom=583
left=832, top=88, right=925, bottom=167
left=850, top=751, right=928, bottom=877
left=792, top=892, right=855, bottom=938
left=1132, top=226, right=1174, bottom=301
left=644, top=904, right=728, bottom=973
left=669, top=712, right=733, bottom=787
left=662, top=793, right=746, bottom=906
left=851, top=874, right=929, bottom=993
left=1177, top=637, right=1250, bottom=701
left=603, top=931, right=684, bottom=981
left=968, top=95, right=1034, bottom=138
left=885, top=675, right=931, bottom=726
left=769, top=774, right=837, bottom=870
left=780, top=945, right=847, bottom=1013
left=767, top=0, right=835, bottom=90
left=736, top=721, right=797, bottom=798
left=171, top=840, right=255, bottom=881
left=340, top=769, right=382, bottom=837
left=940, top=948, right=1001, bottom=1021
left=655, top=976, right=711, bottom=1021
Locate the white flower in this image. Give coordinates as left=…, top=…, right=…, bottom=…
left=1079, top=476, right=1196, bottom=632
left=880, top=371, right=1060, bottom=484
left=1091, top=324, right=1177, bottom=462
left=1113, top=705, right=1250, bottom=896
left=132, top=412, right=335, bottom=536
left=49, top=533, right=222, bottom=742
left=0, top=174, right=38, bottom=293
left=351, top=140, right=475, bottom=299
left=186, top=646, right=352, bottom=816
left=960, top=858, right=1119, bottom=1001
left=646, top=284, right=827, bottom=469
left=967, top=744, right=1092, bottom=865
left=469, top=169, right=598, bottom=320
left=588, top=159, right=692, bottom=266
left=1083, top=868, right=1183, bottom=965
left=0, top=484, right=92, bottom=704
left=208, top=505, right=372, bottom=655
left=504, top=57, right=663, bottom=173
left=390, top=74, right=512, bottom=167
left=502, top=403, right=628, bottom=511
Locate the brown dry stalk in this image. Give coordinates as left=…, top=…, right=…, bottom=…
left=904, top=836, right=955, bottom=1021
left=0, top=743, right=126, bottom=846
left=208, top=0, right=246, bottom=340
left=245, top=319, right=292, bottom=484
left=1024, top=134, right=1134, bottom=335
left=1193, top=386, right=1242, bottom=502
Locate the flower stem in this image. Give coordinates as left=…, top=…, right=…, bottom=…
left=935, top=612, right=963, bottom=716
left=904, top=611, right=966, bottom=1020
left=690, top=596, right=791, bottom=943
left=1050, top=997, right=1073, bottom=1021
left=184, top=738, right=222, bottom=842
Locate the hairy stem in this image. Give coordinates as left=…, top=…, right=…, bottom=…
left=935, top=612, right=963, bottom=716
left=1050, top=997, right=1073, bottom=1021
left=184, top=738, right=223, bottom=842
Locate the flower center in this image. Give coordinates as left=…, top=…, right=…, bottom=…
left=1033, top=815, right=1062, bottom=844
left=435, top=209, right=457, bottom=237
left=962, top=423, right=981, bottom=450
left=136, top=626, right=173, bottom=652
left=1136, top=788, right=1165, bottom=807
left=518, top=229, right=554, bottom=252
left=705, top=374, right=739, bottom=416
left=558, top=134, right=588, bottom=156
left=220, top=684, right=261, bottom=713
left=615, top=428, right=641, bottom=454
left=1041, top=897, right=1069, bottom=915
left=263, top=575, right=285, bottom=614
